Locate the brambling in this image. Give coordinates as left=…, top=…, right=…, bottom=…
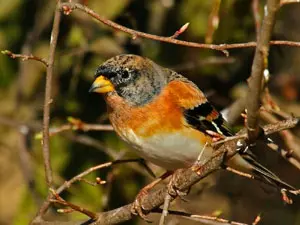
left=90, top=54, right=294, bottom=214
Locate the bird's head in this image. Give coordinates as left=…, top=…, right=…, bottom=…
left=89, top=54, right=167, bottom=106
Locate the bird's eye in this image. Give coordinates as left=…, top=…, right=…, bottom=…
left=121, top=70, right=130, bottom=79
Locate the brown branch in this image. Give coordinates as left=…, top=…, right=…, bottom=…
left=31, top=118, right=299, bottom=225
left=260, top=111, right=300, bottom=169
left=246, top=0, right=280, bottom=142
left=158, top=193, right=172, bottom=225
left=1, top=50, right=49, bottom=66
left=59, top=2, right=300, bottom=57
left=154, top=209, right=251, bottom=225
left=252, top=0, right=261, bottom=38
left=280, top=0, right=300, bottom=6
left=42, top=0, right=61, bottom=187
left=38, top=0, right=61, bottom=217
left=50, top=189, right=98, bottom=219
left=34, top=158, right=148, bottom=220
left=35, top=118, right=113, bottom=138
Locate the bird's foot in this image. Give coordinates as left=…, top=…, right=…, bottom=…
left=131, top=171, right=173, bottom=222
left=167, top=169, right=190, bottom=199
left=131, top=188, right=152, bottom=222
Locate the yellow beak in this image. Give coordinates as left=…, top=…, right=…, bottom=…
left=89, top=75, right=115, bottom=93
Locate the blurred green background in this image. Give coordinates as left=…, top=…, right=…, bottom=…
left=1, top=0, right=300, bottom=224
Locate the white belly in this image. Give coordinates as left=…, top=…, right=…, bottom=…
left=122, top=129, right=213, bottom=170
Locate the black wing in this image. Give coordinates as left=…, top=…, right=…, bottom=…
left=184, top=101, right=233, bottom=137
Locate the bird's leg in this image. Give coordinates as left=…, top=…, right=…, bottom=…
left=167, top=168, right=190, bottom=198
left=131, top=170, right=173, bottom=220
left=167, top=143, right=212, bottom=198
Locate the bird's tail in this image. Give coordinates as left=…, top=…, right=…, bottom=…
left=227, top=152, right=295, bottom=191
left=242, top=154, right=296, bottom=191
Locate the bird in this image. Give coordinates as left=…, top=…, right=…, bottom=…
left=89, top=54, right=295, bottom=215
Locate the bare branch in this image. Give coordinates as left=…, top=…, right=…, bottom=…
left=35, top=158, right=147, bottom=219
left=36, top=118, right=113, bottom=138
left=246, top=0, right=280, bottom=142
left=252, top=0, right=261, bottom=37
left=38, top=0, right=62, bottom=217
left=1, top=50, right=49, bottom=66
left=59, top=2, right=300, bottom=57
left=280, top=0, right=300, bottom=7
left=31, top=118, right=299, bottom=225
left=50, top=189, right=97, bottom=219
left=154, top=208, right=251, bottom=225
left=260, top=110, right=300, bottom=169
left=42, top=0, right=61, bottom=187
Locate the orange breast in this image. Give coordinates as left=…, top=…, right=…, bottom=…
left=105, top=80, right=208, bottom=140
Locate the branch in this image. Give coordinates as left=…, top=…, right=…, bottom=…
left=260, top=111, right=300, bottom=169
left=59, top=2, right=300, bottom=57
left=252, top=0, right=261, bottom=38
left=246, top=0, right=280, bottom=142
left=42, top=0, right=61, bottom=187
left=35, top=117, right=113, bottom=138
left=154, top=208, right=254, bottom=225
left=38, top=0, right=61, bottom=217
left=33, top=158, right=151, bottom=221
left=31, top=118, right=299, bottom=225
left=1, top=50, right=49, bottom=66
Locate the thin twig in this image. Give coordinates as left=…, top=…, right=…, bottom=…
left=36, top=159, right=148, bottom=217
left=280, top=0, right=300, bottom=7
left=154, top=208, right=251, bottom=225
left=226, top=167, right=254, bottom=179
left=260, top=110, right=300, bottom=169
left=253, top=214, right=262, bottom=225
left=159, top=193, right=172, bottom=225
left=1, top=50, right=49, bottom=66
left=36, top=118, right=113, bottom=138
left=246, top=0, right=280, bottom=142
left=31, top=118, right=299, bottom=225
left=59, top=2, right=300, bottom=57
left=50, top=189, right=98, bottom=219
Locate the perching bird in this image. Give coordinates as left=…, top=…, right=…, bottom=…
left=89, top=54, right=294, bottom=195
